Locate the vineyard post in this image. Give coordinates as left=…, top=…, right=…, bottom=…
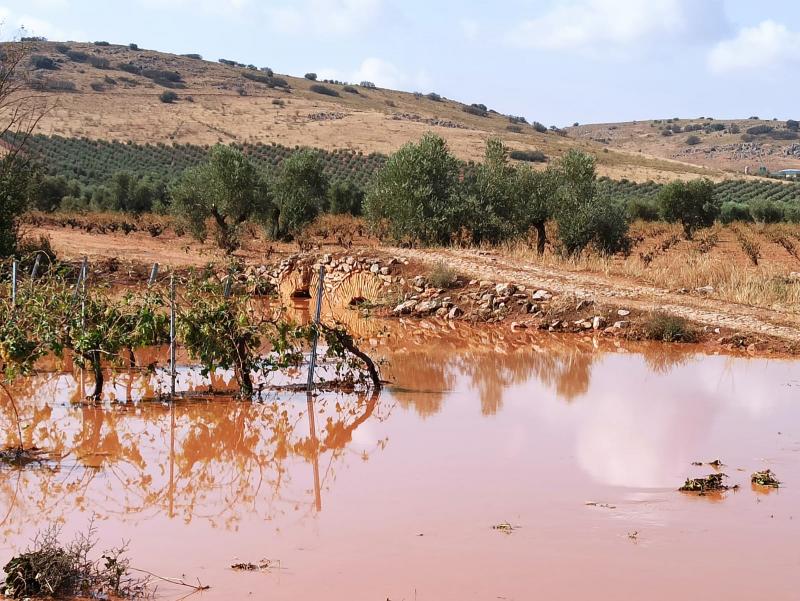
left=11, top=260, right=18, bottom=307
left=223, top=269, right=233, bottom=298
left=30, top=254, right=41, bottom=280
left=169, top=273, right=176, bottom=398
left=148, top=263, right=160, bottom=285
left=73, top=256, right=88, bottom=302
left=306, top=265, right=326, bottom=393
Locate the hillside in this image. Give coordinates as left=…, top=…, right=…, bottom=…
left=9, top=40, right=726, bottom=183
left=568, top=118, right=800, bottom=175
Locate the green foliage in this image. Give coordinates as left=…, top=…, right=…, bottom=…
left=0, top=156, right=33, bottom=257
left=747, top=124, right=774, bottom=135
left=171, top=145, right=266, bottom=252
left=552, top=149, right=629, bottom=255
left=327, top=180, right=364, bottom=216
left=428, top=261, right=458, bottom=288
left=657, top=179, right=719, bottom=238
left=364, top=133, right=463, bottom=245
left=267, top=150, right=329, bottom=240
left=305, top=72, right=318, bottom=80
left=627, top=197, right=660, bottom=221
left=514, top=165, right=557, bottom=254
left=509, top=149, right=546, bottom=162
left=643, top=312, right=698, bottom=343
left=750, top=199, right=784, bottom=223
left=686, top=135, right=701, bottom=146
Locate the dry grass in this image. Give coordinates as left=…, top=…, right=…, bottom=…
left=496, top=221, right=800, bottom=310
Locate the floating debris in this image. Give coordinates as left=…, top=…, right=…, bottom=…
left=491, top=522, right=518, bottom=535
left=708, top=459, right=724, bottom=469
left=627, top=531, right=639, bottom=541
left=751, top=470, right=781, bottom=488
left=0, top=446, right=49, bottom=467
left=585, top=502, right=616, bottom=509
left=230, top=559, right=277, bottom=572
left=679, top=473, right=729, bottom=493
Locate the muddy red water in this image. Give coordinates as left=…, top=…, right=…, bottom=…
left=1, top=324, right=799, bottom=600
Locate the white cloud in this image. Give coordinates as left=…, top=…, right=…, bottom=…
left=708, top=20, right=800, bottom=74
left=459, top=18, right=479, bottom=41
left=0, top=7, right=84, bottom=41
left=316, top=57, right=429, bottom=91
left=138, top=0, right=251, bottom=16
left=508, top=0, right=725, bottom=53
left=269, top=0, right=383, bottom=35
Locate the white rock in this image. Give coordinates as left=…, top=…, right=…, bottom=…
left=414, top=299, right=442, bottom=314
left=531, top=289, right=552, bottom=301
left=370, top=263, right=380, bottom=274
left=613, top=321, right=630, bottom=329
left=392, top=300, right=417, bottom=315
left=496, top=283, right=516, bottom=296
left=617, top=309, right=630, bottom=317
left=592, top=316, right=606, bottom=330
left=447, top=306, right=463, bottom=319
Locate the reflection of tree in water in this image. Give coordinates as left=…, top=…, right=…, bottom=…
left=380, top=323, right=600, bottom=416
left=0, top=374, right=389, bottom=537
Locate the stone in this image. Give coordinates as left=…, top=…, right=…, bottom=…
left=414, top=299, right=442, bottom=314
left=531, top=289, right=552, bottom=301
left=613, top=320, right=630, bottom=329
left=380, top=267, right=391, bottom=276
left=370, top=263, right=380, bottom=274
left=496, top=283, right=516, bottom=296
left=576, top=299, right=594, bottom=311
left=511, top=321, right=528, bottom=329
left=392, top=300, right=418, bottom=315
left=479, top=280, right=493, bottom=288
left=412, top=275, right=427, bottom=288
left=528, top=303, right=540, bottom=314
left=447, top=306, right=463, bottom=319
left=617, top=309, right=630, bottom=317
left=695, top=285, right=714, bottom=295
left=435, top=307, right=449, bottom=318
left=592, top=316, right=606, bottom=330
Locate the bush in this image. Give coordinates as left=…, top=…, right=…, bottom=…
left=643, top=312, right=698, bottom=343
left=785, top=204, right=800, bottom=223
left=182, top=53, right=203, bottom=60
left=750, top=199, right=784, bottom=223
left=88, top=56, right=110, bottom=69
left=506, top=125, right=523, bottom=133
left=787, top=119, right=799, bottom=131
left=93, top=41, right=110, bottom=46
left=128, top=43, right=139, bottom=50
left=55, top=44, right=70, bottom=54
left=89, top=81, right=105, bottom=92
left=310, top=84, right=339, bottom=97
left=658, top=179, right=719, bottom=238
left=627, top=198, right=660, bottom=221
left=159, top=90, right=178, bottom=103
left=65, top=50, right=88, bottom=63
left=117, top=62, right=141, bottom=75
left=740, top=133, right=755, bottom=143
left=141, top=68, right=182, bottom=83
left=769, top=129, right=798, bottom=140
left=360, top=81, right=376, bottom=89
left=0, top=156, right=33, bottom=257
left=686, top=135, right=701, bottom=146
left=747, top=125, right=774, bottom=135
left=508, top=115, right=528, bottom=125
left=305, top=72, right=317, bottom=81
left=428, top=261, right=458, bottom=288
left=39, top=78, right=77, bottom=92
left=719, top=201, right=752, bottom=224
left=463, top=104, right=488, bottom=117
left=509, top=149, right=546, bottom=162
left=532, top=121, right=547, bottom=133
left=728, top=124, right=741, bottom=134
left=327, top=180, right=364, bottom=216
left=342, top=85, right=359, bottom=94
left=30, top=55, right=58, bottom=70
left=426, top=92, right=442, bottom=102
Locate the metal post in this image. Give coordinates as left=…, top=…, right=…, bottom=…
left=73, top=256, right=88, bottom=301
left=11, top=260, right=17, bottom=307
left=169, top=273, right=177, bottom=398
left=306, top=265, right=326, bottom=393
left=30, top=254, right=41, bottom=280
left=223, top=269, right=233, bottom=298
left=148, top=263, right=160, bottom=285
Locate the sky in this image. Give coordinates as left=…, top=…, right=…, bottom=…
left=1, top=0, right=798, bottom=126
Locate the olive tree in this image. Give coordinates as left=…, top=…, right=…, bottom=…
left=171, top=145, right=268, bottom=252
left=513, top=165, right=557, bottom=255
left=364, top=133, right=464, bottom=245
left=266, top=149, right=328, bottom=240
left=469, top=138, right=520, bottom=243
left=552, top=149, right=629, bottom=256
left=657, top=179, right=718, bottom=239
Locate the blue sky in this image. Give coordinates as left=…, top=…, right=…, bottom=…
left=1, top=0, right=798, bottom=126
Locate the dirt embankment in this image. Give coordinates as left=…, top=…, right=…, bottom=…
left=384, top=247, right=800, bottom=348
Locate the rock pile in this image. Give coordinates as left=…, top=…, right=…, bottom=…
left=390, top=113, right=467, bottom=129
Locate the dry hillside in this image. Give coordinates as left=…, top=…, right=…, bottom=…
left=568, top=118, right=800, bottom=175
left=9, top=40, right=730, bottom=183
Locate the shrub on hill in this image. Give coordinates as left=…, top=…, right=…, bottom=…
left=65, top=50, right=89, bottom=63
left=747, top=125, right=774, bottom=135
left=310, top=84, right=339, bottom=97
left=93, top=41, right=110, bottom=46
left=360, top=81, right=376, bottom=89
left=88, top=56, right=110, bottom=69
left=182, top=53, right=203, bottom=60
left=55, top=44, right=70, bottom=54
left=305, top=73, right=318, bottom=81
left=267, top=150, right=329, bottom=240
left=532, top=121, right=547, bottom=133
left=509, top=149, right=546, bottom=162
left=750, top=199, right=785, bottom=223
left=426, top=92, right=442, bottom=102
left=463, top=104, right=487, bottom=117
left=506, top=125, right=523, bottom=133
left=342, top=85, right=359, bottom=94
left=129, top=43, right=139, bottom=50
left=159, top=91, right=178, bottom=103
left=686, top=135, right=701, bottom=146
left=787, top=119, right=799, bottom=131
left=31, top=55, right=59, bottom=70
left=769, top=129, right=798, bottom=140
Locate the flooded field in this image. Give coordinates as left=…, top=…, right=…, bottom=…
left=1, top=321, right=799, bottom=600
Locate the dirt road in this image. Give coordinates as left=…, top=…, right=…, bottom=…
left=390, top=247, right=800, bottom=344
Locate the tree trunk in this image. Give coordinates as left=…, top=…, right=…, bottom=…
left=90, top=350, right=103, bottom=402
left=534, top=221, right=547, bottom=256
